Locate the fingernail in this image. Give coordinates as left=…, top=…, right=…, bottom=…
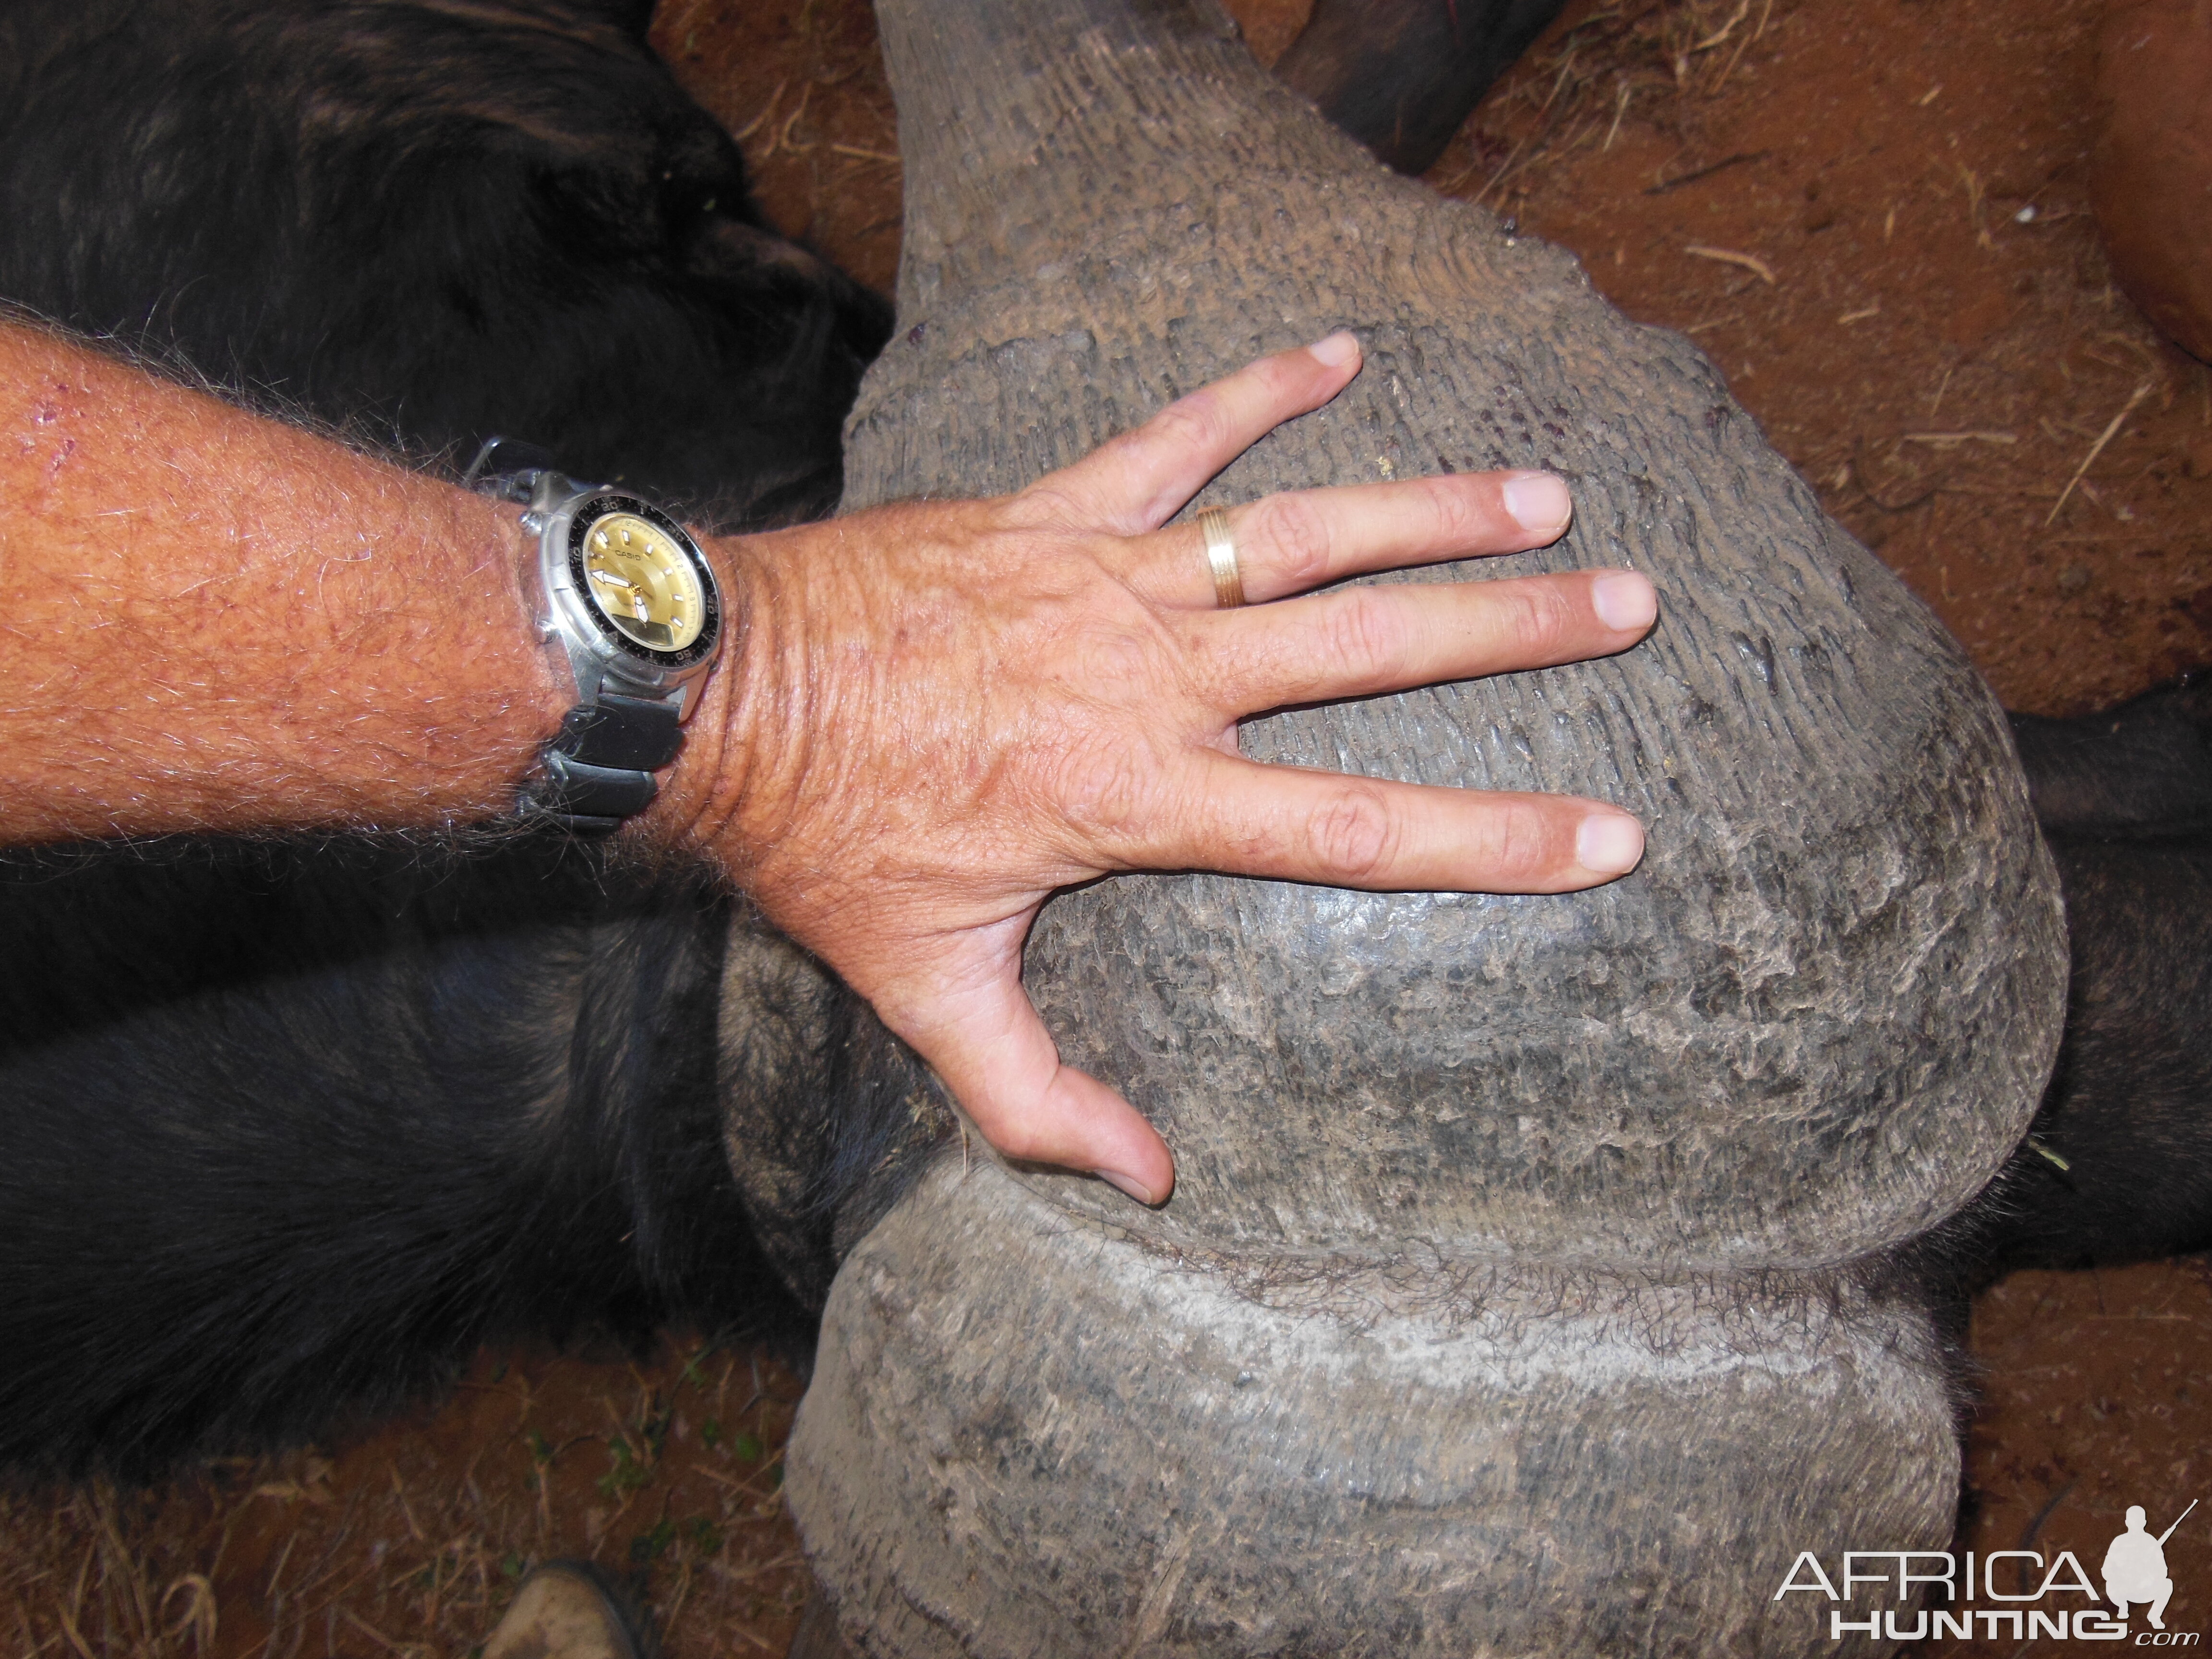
left=1502, top=471, right=1573, bottom=535
left=1098, top=1168, right=1160, bottom=1205
left=1576, top=813, right=1645, bottom=877
left=1592, top=571, right=1658, bottom=632
left=1308, top=331, right=1361, bottom=368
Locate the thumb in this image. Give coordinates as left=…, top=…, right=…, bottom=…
left=891, top=949, right=1177, bottom=1205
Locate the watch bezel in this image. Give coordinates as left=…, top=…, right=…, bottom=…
left=559, top=493, right=721, bottom=671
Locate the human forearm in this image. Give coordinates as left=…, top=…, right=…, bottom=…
left=2, top=323, right=1657, bottom=1206
left=0, top=323, right=569, bottom=842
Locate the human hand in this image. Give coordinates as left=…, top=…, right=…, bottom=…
left=677, top=335, right=1656, bottom=1204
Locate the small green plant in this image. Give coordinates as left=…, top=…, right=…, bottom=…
left=629, top=1517, right=678, bottom=1564
left=700, top=1416, right=723, bottom=1449
left=501, top=1553, right=527, bottom=1581
left=597, top=1434, right=654, bottom=1499
left=730, top=1430, right=764, bottom=1463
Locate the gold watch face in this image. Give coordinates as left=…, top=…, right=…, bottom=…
left=579, top=511, right=706, bottom=651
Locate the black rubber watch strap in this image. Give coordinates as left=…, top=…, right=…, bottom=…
left=525, top=693, right=685, bottom=832
left=552, top=694, right=685, bottom=771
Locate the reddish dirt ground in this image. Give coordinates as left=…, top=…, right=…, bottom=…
left=4, top=1, right=2206, bottom=1655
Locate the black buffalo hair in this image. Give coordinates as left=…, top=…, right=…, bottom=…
left=0, top=836, right=787, bottom=1475
left=0, top=828, right=948, bottom=1481
left=1971, top=680, right=2212, bottom=1268
left=0, top=0, right=892, bottom=529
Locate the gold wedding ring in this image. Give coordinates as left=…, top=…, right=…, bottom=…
left=1198, top=508, right=1246, bottom=609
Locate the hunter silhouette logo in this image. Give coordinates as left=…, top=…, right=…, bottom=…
left=2107, top=1502, right=2196, bottom=1631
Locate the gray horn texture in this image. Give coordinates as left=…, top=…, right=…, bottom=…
left=783, top=0, right=2068, bottom=1652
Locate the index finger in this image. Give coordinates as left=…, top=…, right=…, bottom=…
left=1032, top=334, right=1364, bottom=534
left=1127, top=753, right=1647, bottom=894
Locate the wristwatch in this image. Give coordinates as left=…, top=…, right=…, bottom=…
left=468, top=439, right=724, bottom=833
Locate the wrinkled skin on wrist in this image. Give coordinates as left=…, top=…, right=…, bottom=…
left=668, top=339, right=1658, bottom=1203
